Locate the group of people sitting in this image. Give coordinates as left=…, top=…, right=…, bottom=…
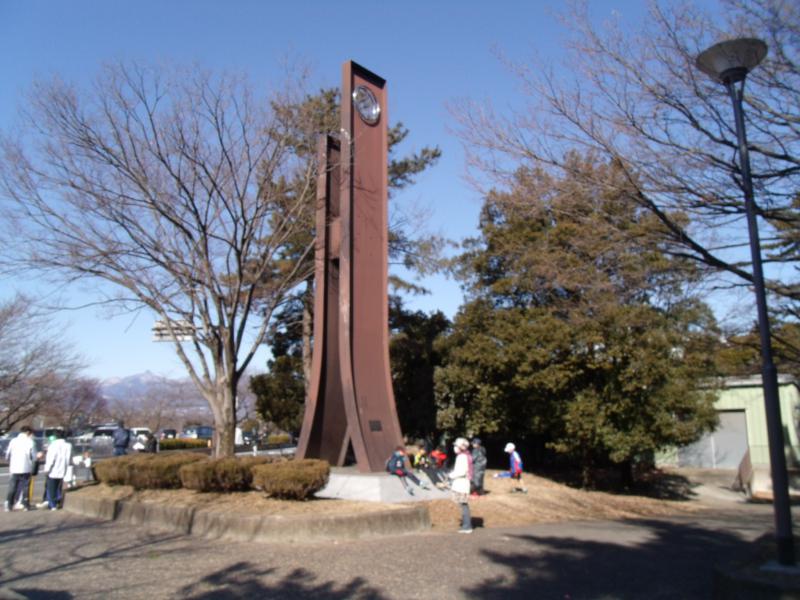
left=385, top=438, right=526, bottom=534
left=386, top=438, right=526, bottom=497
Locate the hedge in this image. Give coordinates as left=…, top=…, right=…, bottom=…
left=93, top=455, right=139, bottom=486
left=94, top=453, right=206, bottom=489
left=265, top=433, right=292, bottom=446
left=159, top=438, right=210, bottom=451
left=179, top=456, right=278, bottom=492
left=251, top=459, right=330, bottom=500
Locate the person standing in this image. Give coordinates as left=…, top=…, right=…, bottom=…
left=112, top=421, right=130, bottom=456
left=449, top=437, right=473, bottom=533
left=42, top=430, right=72, bottom=510
left=470, top=438, right=487, bottom=496
left=4, top=426, right=37, bottom=511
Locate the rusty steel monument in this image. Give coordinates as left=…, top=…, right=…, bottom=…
left=295, top=61, right=404, bottom=472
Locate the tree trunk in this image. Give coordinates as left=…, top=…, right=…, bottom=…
left=211, top=377, right=237, bottom=458
left=618, top=459, right=635, bottom=490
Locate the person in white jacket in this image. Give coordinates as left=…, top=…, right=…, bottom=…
left=4, top=426, right=37, bottom=511
left=43, top=431, right=72, bottom=510
left=448, top=437, right=473, bottom=533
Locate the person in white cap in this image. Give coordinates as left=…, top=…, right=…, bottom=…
left=494, top=442, right=527, bottom=493
left=448, top=437, right=473, bottom=533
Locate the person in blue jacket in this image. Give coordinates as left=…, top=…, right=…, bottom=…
left=494, top=442, right=527, bottom=493
left=386, top=446, right=429, bottom=495
left=113, top=422, right=131, bottom=456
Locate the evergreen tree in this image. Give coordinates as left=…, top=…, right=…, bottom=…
left=389, top=296, right=450, bottom=440
left=436, top=154, right=720, bottom=485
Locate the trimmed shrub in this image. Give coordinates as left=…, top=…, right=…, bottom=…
left=251, top=459, right=330, bottom=500
left=265, top=433, right=292, bottom=446
left=215, top=456, right=274, bottom=492
left=179, top=456, right=277, bottom=492
left=159, top=438, right=209, bottom=451
left=94, top=452, right=206, bottom=490
left=94, top=455, right=140, bottom=486
left=177, top=459, right=217, bottom=492
left=127, top=453, right=206, bottom=489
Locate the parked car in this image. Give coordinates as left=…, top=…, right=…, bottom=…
left=181, top=426, right=214, bottom=440
left=130, top=427, right=152, bottom=440
left=91, top=427, right=116, bottom=439
left=159, top=428, right=177, bottom=440
left=73, top=429, right=96, bottom=443
left=0, top=432, right=19, bottom=459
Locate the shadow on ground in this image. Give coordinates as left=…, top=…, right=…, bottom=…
left=9, top=589, right=73, bottom=599
left=539, top=467, right=703, bottom=501
left=178, top=563, right=388, bottom=600
left=0, top=518, right=387, bottom=600
left=463, top=518, right=774, bottom=599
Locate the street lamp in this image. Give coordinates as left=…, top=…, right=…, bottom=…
left=696, top=38, right=795, bottom=566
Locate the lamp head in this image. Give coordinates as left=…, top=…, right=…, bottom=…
left=696, top=38, right=767, bottom=84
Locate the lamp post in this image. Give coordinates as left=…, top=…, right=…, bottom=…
left=696, top=38, right=795, bottom=566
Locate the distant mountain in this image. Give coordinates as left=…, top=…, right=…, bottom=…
left=100, top=371, right=178, bottom=401
left=99, top=370, right=260, bottom=420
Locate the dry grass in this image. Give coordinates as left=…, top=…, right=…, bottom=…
left=76, top=483, right=407, bottom=517
left=73, top=468, right=702, bottom=531
left=427, top=470, right=703, bottom=531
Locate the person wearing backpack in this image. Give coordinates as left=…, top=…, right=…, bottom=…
left=449, top=437, right=473, bottom=533
left=386, top=446, right=429, bottom=495
left=112, top=422, right=130, bottom=456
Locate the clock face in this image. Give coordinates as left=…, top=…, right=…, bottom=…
left=352, top=85, right=381, bottom=125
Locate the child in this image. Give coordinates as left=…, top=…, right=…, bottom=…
left=449, top=437, right=473, bottom=533
left=386, top=446, right=429, bottom=495
left=495, top=442, right=527, bottom=493
left=80, top=451, right=94, bottom=483
left=470, top=438, right=487, bottom=496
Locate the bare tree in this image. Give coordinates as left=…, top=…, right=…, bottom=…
left=0, top=63, right=319, bottom=456
left=0, top=295, right=83, bottom=432
left=452, top=0, right=799, bottom=314
left=49, top=377, right=108, bottom=431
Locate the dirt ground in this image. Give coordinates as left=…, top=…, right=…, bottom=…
left=73, top=468, right=706, bottom=532
left=426, top=469, right=704, bottom=531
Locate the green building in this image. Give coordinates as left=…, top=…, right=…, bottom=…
left=659, top=375, right=800, bottom=470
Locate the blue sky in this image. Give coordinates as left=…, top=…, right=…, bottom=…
left=0, top=1, right=722, bottom=379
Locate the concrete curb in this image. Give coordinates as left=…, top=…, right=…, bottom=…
left=64, top=492, right=431, bottom=543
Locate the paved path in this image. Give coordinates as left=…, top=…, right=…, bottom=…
left=0, top=499, right=787, bottom=599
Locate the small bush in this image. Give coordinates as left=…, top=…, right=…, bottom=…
left=179, top=456, right=277, bottom=492
left=178, top=459, right=217, bottom=492
left=252, top=459, right=330, bottom=500
left=128, top=453, right=206, bottom=489
left=215, top=456, right=274, bottom=492
left=94, top=455, right=140, bottom=485
left=159, top=438, right=209, bottom=451
left=265, top=433, right=292, bottom=446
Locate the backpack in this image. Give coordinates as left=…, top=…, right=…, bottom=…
left=385, top=453, right=404, bottom=474
left=465, top=451, right=474, bottom=482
